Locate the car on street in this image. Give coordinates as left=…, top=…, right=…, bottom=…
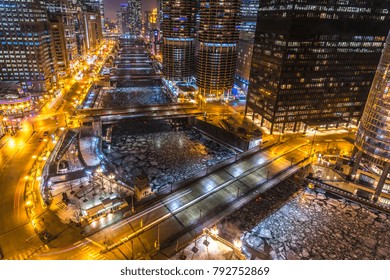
left=43, top=131, right=49, bottom=136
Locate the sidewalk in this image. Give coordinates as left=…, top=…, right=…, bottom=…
left=79, top=136, right=101, bottom=167
left=307, top=164, right=390, bottom=213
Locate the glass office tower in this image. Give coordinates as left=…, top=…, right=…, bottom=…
left=246, top=0, right=390, bottom=134
left=353, top=32, right=390, bottom=202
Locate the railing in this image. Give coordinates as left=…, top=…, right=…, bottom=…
left=305, top=177, right=390, bottom=214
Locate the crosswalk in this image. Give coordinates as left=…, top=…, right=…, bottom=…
left=4, top=240, right=108, bottom=260
left=56, top=201, right=68, bottom=212
left=68, top=241, right=108, bottom=260
left=5, top=245, right=50, bottom=260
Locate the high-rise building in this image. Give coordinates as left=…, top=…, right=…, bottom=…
left=246, top=0, right=390, bottom=134
left=117, top=3, right=130, bottom=34
left=352, top=32, right=390, bottom=204
left=157, top=0, right=163, bottom=31
left=196, top=0, right=241, bottom=100
left=79, top=0, right=105, bottom=32
left=46, top=0, right=79, bottom=76
left=128, top=0, right=142, bottom=36
left=162, top=0, right=196, bottom=82
left=82, top=11, right=103, bottom=52
left=143, top=10, right=151, bottom=37
left=81, top=0, right=104, bottom=50
left=235, top=0, right=259, bottom=92
left=98, top=0, right=105, bottom=29
left=0, top=0, right=55, bottom=95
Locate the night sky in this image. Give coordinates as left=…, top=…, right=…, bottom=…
left=104, top=0, right=157, bottom=20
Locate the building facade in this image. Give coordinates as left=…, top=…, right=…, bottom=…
left=47, top=0, right=79, bottom=77
left=0, top=0, right=55, bottom=95
left=235, top=0, right=259, bottom=92
left=352, top=32, right=390, bottom=204
left=246, top=0, right=390, bottom=134
left=117, top=3, right=130, bottom=34
left=196, top=0, right=241, bottom=100
left=82, top=10, right=103, bottom=52
left=162, top=0, right=197, bottom=82
left=128, top=0, right=142, bottom=36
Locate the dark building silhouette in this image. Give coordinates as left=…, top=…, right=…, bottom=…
left=246, top=0, right=390, bottom=134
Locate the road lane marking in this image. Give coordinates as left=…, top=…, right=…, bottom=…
left=111, top=189, right=193, bottom=231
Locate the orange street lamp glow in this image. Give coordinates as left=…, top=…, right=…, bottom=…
left=233, top=240, right=242, bottom=249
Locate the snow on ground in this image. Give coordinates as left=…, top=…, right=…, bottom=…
left=58, top=143, right=84, bottom=173
left=101, top=85, right=171, bottom=107
left=171, top=234, right=241, bottom=260
left=218, top=180, right=390, bottom=260
left=49, top=175, right=131, bottom=224
left=105, top=119, right=236, bottom=189
left=79, top=136, right=101, bottom=166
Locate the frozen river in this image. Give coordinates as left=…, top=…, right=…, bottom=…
left=104, top=119, right=236, bottom=189
left=101, top=84, right=171, bottom=107
left=218, top=180, right=390, bottom=260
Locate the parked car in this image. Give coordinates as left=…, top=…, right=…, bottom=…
left=43, top=131, right=49, bottom=136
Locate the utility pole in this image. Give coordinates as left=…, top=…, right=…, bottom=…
left=157, top=224, right=160, bottom=250
left=309, top=129, right=318, bottom=159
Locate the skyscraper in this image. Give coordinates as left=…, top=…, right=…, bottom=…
left=0, top=0, right=55, bottom=94
left=352, top=32, right=390, bottom=203
left=117, top=3, right=130, bottom=34
left=246, top=0, right=390, bottom=134
left=81, top=0, right=105, bottom=30
left=196, top=0, right=241, bottom=100
left=162, top=0, right=196, bottom=82
left=128, top=0, right=142, bottom=36
left=46, top=0, right=79, bottom=76
left=235, top=0, right=259, bottom=92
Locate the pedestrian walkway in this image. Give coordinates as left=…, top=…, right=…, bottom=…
left=79, top=136, right=101, bottom=167
left=307, top=164, right=390, bottom=213
left=70, top=241, right=108, bottom=260
left=5, top=244, right=50, bottom=260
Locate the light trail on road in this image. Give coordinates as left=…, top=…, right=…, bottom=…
left=111, top=189, right=193, bottom=231
left=103, top=141, right=308, bottom=253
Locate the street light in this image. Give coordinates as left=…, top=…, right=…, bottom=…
left=233, top=239, right=242, bottom=249
left=309, top=128, right=318, bottom=159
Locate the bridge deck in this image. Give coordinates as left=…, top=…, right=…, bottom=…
left=77, top=103, right=202, bottom=120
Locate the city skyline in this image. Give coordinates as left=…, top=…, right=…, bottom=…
left=104, top=0, right=156, bottom=20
